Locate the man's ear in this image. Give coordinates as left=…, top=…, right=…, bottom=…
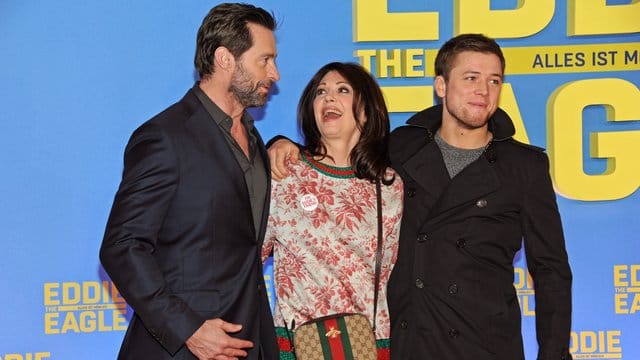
left=434, top=75, right=446, bottom=98
left=214, top=46, right=234, bottom=71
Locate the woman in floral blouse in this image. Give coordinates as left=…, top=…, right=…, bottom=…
left=262, top=62, right=404, bottom=359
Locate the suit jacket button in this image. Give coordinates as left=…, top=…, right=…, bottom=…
left=476, top=199, right=488, bottom=208
left=400, top=320, right=408, bottom=329
left=407, top=188, right=416, bottom=197
left=448, top=329, right=460, bottom=338
left=415, top=278, right=424, bottom=289
left=448, top=283, right=458, bottom=294
left=456, top=239, right=466, bottom=248
left=417, top=233, right=428, bottom=243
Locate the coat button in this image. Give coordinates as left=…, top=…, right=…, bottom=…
left=476, top=199, right=488, bottom=208
left=456, top=239, right=466, bottom=248
left=400, top=320, right=408, bottom=329
left=448, top=329, right=460, bottom=338
left=448, top=283, right=458, bottom=294
left=417, top=233, right=429, bottom=242
left=407, top=188, right=416, bottom=197
left=415, top=278, right=424, bottom=289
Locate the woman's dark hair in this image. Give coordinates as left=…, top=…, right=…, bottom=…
left=298, top=62, right=393, bottom=184
left=194, top=3, right=276, bottom=79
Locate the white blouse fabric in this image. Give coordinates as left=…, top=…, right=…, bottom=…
left=262, top=155, right=404, bottom=340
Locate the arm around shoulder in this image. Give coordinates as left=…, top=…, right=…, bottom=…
left=266, top=135, right=302, bottom=180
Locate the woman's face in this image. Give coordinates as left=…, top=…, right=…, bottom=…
left=313, top=70, right=363, bottom=147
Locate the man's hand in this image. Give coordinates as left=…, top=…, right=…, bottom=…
left=267, top=138, right=300, bottom=180
left=186, top=318, right=254, bottom=360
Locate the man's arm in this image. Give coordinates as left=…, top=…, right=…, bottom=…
left=100, top=124, right=202, bottom=353
left=266, top=136, right=301, bottom=180
left=522, top=152, right=573, bottom=360
left=100, top=124, right=253, bottom=358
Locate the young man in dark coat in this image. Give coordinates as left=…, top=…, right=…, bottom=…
left=385, top=34, right=573, bottom=360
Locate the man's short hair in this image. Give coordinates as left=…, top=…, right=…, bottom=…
left=434, top=33, right=505, bottom=81
left=194, top=3, right=276, bottom=79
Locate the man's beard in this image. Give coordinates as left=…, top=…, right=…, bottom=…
left=444, top=96, right=492, bottom=130
left=229, top=63, right=271, bottom=108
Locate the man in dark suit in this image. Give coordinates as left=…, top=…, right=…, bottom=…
left=100, top=3, right=280, bottom=359
left=385, top=34, right=573, bottom=360
left=268, top=34, right=573, bottom=360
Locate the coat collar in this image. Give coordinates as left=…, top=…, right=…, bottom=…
left=395, top=104, right=515, bottom=220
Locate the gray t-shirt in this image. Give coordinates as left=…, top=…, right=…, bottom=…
left=434, top=131, right=486, bottom=179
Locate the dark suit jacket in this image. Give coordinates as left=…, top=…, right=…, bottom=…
left=387, top=105, right=572, bottom=360
left=100, top=89, right=277, bottom=359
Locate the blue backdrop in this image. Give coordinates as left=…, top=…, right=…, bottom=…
left=1, top=1, right=638, bottom=359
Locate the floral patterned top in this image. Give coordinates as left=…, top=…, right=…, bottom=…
left=262, top=153, right=404, bottom=339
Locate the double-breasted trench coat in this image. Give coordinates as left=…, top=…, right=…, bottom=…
left=387, top=105, right=573, bottom=360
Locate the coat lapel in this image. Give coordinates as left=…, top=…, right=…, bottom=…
left=402, top=140, right=451, bottom=209
left=427, top=156, right=501, bottom=225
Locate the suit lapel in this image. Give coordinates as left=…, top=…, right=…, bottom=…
left=254, top=128, right=271, bottom=245
left=186, top=98, right=254, bottom=215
